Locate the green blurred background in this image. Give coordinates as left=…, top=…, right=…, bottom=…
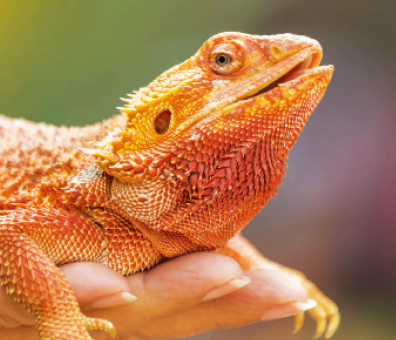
left=1, top=0, right=395, bottom=339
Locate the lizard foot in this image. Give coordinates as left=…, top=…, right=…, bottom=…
left=85, top=316, right=116, bottom=337
left=37, top=314, right=116, bottom=340
left=293, top=281, right=340, bottom=338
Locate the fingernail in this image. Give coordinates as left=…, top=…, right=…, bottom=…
left=261, top=299, right=317, bottom=320
left=202, top=275, right=251, bottom=302
left=90, top=291, right=137, bottom=309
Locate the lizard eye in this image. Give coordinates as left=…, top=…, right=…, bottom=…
left=210, top=42, right=243, bottom=75
left=215, top=54, right=232, bottom=67
left=154, top=109, right=172, bottom=135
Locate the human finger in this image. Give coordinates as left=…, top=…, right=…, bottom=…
left=124, top=268, right=311, bottom=339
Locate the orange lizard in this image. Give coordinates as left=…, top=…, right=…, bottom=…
left=0, top=32, right=339, bottom=339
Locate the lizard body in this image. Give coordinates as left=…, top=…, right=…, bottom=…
left=0, top=32, right=339, bottom=339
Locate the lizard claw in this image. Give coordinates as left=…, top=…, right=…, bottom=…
left=291, top=288, right=340, bottom=338
left=293, top=311, right=304, bottom=334
left=308, top=296, right=340, bottom=339
left=312, top=307, right=327, bottom=339
left=324, top=311, right=340, bottom=338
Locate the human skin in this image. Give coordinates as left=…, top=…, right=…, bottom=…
left=0, top=252, right=309, bottom=339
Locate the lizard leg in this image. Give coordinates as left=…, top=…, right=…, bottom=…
left=217, top=234, right=340, bottom=338
left=88, top=209, right=163, bottom=276
left=0, top=208, right=115, bottom=340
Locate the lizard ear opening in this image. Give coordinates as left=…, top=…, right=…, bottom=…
left=154, top=109, right=172, bottom=135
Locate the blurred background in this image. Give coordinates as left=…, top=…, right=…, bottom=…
left=0, top=0, right=395, bottom=339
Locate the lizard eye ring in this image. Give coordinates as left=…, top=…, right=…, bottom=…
left=209, top=42, right=243, bottom=75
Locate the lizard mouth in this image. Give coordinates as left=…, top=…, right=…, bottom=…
left=237, top=48, right=325, bottom=101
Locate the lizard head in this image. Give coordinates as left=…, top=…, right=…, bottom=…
left=85, top=32, right=333, bottom=254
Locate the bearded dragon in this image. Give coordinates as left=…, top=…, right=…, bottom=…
left=0, top=32, right=339, bottom=339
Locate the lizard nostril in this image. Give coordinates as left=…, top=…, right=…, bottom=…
left=154, top=109, right=172, bottom=135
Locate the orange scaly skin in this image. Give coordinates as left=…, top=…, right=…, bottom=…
left=0, top=32, right=339, bottom=339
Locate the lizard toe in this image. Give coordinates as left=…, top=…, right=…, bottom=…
left=292, top=311, right=305, bottom=334
left=304, top=294, right=340, bottom=338
left=85, top=316, right=116, bottom=337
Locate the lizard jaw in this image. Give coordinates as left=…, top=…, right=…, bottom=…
left=235, top=46, right=329, bottom=103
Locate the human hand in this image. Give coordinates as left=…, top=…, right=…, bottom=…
left=0, top=252, right=313, bottom=339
